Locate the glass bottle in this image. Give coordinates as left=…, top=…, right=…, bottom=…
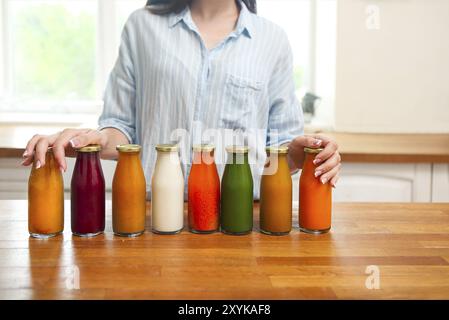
left=28, top=148, right=64, bottom=238
left=188, top=144, right=220, bottom=234
left=71, top=145, right=105, bottom=237
left=151, top=144, right=184, bottom=234
left=221, top=146, right=253, bottom=235
left=299, top=147, right=332, bottom=234
left=112, top=144, right=146, bottom=237
left=260, top=146, right=292, bottom=235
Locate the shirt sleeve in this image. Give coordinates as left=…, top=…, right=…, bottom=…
left=98, top=16, right=137, bottom=144
left=266, top=31, right=304, bottom=146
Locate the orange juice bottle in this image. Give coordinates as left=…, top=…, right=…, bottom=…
left=112, top=144, right=147, bottom=237
left=299, top=147, right=332, bottom=234
left=260, top=146, right=292, bottom=235
left=28, top=149, right=64, bottom=238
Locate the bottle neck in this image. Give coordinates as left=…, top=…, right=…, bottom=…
left=32, top=152, right=57, bottom=174
left=227, top=152, right=249, bottom=165
left=303, top=152, right=316, bottom=171
left=76, top=151, right=100, bottom=164
left=118, top=151, right=140, bottom=163
left=192, top=151, right=215, bottom=165
left=267, top=153, right=288, bottom=167
left=157, top=150, right=180, bottom=165
left=266, top=152, right=289, bottom=171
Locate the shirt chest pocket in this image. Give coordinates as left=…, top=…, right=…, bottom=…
left=220, top=74, right=263, bottom=130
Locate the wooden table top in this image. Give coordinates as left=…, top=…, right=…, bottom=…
left=1, top=200, right=449, bottom=300
left=323, top=132, right=449, bottom=163
left=1, top=124, right=449, bottom=163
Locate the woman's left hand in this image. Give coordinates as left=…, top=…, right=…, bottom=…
left=288, top=135, right=341, bottom=187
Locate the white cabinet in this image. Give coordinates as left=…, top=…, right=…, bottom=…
left=1, top=158, right=448, bottom=203
left=432, top=164, right=449, bottom=202
left=333, top=163, right=432, bottom=202
left=291, top=163, right=434, bottom=203
left=0, top=159, right=29, bottom=199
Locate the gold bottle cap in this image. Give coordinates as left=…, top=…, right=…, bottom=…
left=304, top=147, right=324, bottom=154
left=226, top=146, right=249, bottom=154
left=266, top=146, right=289, bottom=154
left=116, top=144, right=141, bottom=153
left=155, top=144, right=179, bottom=152
left=76, top=144, right=102, bottom=152
left=192, top=144, right=215, bottom=152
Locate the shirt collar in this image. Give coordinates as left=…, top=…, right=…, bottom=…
left=168, top=1, right=254, bottom=39
left=234, top=0, right=254, bottom=39
left=168, top=6, right=190, bottom=29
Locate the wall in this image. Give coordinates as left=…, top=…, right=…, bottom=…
left=335, top=0, right=449, bottom=133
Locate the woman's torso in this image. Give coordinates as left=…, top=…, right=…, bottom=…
left=102, top=4, right=301, bottom=197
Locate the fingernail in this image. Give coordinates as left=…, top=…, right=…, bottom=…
left=23, top=151, right=28, bottom=158
left=314, top=139, right=322, bottom=146
left=69, top=139, right=77, bottom=148
left=332, top=182, right=337, bottom=189
left=315, top=170, right=322, bottom=177
left=60, top=166, right=65, bottom=174
left=35, top=160, right=41, bottom=170
left=321, top=177, right=327, bottom=184
left=313, top=158, right=321, bottom=165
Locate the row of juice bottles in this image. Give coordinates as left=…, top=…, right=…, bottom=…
left=28, top=144, right=332, bottom=239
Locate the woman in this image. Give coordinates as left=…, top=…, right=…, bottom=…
left=22, top=0, right=341, bottom=194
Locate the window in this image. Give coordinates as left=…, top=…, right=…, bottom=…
left=258, top=0, right=311, bottom=93
left=0, top=0, right=336, bottom=126
left=260, top=0, right=337, bottom=127
left=0, top=0, right=144, bottom=114
left=11, top=2, right=96, bottom=102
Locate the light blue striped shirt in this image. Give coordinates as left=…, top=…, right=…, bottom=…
left=98, top=1, right=304, bottom=197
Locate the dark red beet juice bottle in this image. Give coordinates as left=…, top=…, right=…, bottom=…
left=71, top=145, right=105, bottom=237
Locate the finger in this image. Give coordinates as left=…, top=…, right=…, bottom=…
left=57, top=128, right=90, bottom=146
left=22, top=133, right=59, bottom=165
left=52, top=129, right=89, bottom=171
left=23, top=134, right=42, bottom=160
left=319, top=164, right=341, bottom=185
left=315, top=152, right=341, bottom=177
left=314, top=142, right=338, bottom=165
left=70, top=130, right=103, bottom=149
left=310, top=134, right=332, bottom=145
left=21, top=156, right=34, bottom=167
left=34, top=138, right=50, bottom=169
left=292, top=135, right=323, bottom=149
left=330, top=173, right=340, bottom=188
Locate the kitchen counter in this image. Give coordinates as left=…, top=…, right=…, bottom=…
left=1, top=125, right=449, bottom=162
left=323, top=132, right=449, bottom=163
left=1, top=200, right=449, bottom=299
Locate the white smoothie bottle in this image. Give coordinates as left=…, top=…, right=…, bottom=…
left=151, top=144, right=184, bottom=234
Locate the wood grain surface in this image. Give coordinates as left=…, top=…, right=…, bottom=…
left=0, top=200, right=449, bottom=300
left=322, top=132, right=449, bottom=163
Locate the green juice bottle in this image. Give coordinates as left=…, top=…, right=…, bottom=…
left=220, top=146, right=254, bottom=235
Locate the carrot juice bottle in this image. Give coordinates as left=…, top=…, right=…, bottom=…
left=28, top=148, right=64, bottom=239
left=188, top=144, right=220, bottom=234
left=299, top=147, right=332, bottom=234
left=260, top=146, right=292, bottom=235
left=112, top=144, right=146, bottom=237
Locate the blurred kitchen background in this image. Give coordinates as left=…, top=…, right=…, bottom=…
left=0, top=0, right=448, bottom=202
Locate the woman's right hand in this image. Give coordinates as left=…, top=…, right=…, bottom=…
left=21, top=128, right=108, bottom=172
